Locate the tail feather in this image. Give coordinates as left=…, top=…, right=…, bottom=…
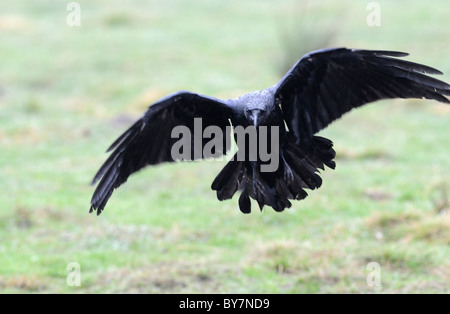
left=211, top=154, right=245, bottom=200
left=211, top=136, right=336, bottom=213
left=238, top=192, right=251, bottom=214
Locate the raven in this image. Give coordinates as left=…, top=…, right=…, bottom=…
left=90, top=48, right=450, bottom=215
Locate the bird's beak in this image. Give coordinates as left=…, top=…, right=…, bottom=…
left=252, top=110, right=260, bottom=127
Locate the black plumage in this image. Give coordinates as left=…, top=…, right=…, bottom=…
left=90, top=48, right=450, bottom=215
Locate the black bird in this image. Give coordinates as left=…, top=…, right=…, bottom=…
left=90, top=48, right=450, bottom=215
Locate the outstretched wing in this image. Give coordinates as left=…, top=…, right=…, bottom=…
left=90, top=91, right=233, bottom=215
left=274, top=48, right=450, bottom=143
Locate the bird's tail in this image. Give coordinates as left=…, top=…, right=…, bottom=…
left=211, top=136, right=336, bottom=213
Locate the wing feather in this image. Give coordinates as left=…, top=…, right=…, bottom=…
left=275, top=48, right=450, bottom=142
left=90, top=91, right=233, bottom=215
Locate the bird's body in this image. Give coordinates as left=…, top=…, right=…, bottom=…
left=90, top=48, right=450, bottom=215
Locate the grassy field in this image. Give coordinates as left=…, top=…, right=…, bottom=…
left=0, top=0, right=449, bottom=293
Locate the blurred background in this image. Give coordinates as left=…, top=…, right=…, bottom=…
left=0, top=0, right=449, bottom=293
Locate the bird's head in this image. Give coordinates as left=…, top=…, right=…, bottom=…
left=241, top=89, right=274, bottom=127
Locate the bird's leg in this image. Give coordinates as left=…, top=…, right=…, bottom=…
left=281, top=151, right=294, bottom=182
left=251, top=160, right=258, bottom=196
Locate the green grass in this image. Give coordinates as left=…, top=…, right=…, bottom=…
left=0, top=0, right=449, bottom=293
